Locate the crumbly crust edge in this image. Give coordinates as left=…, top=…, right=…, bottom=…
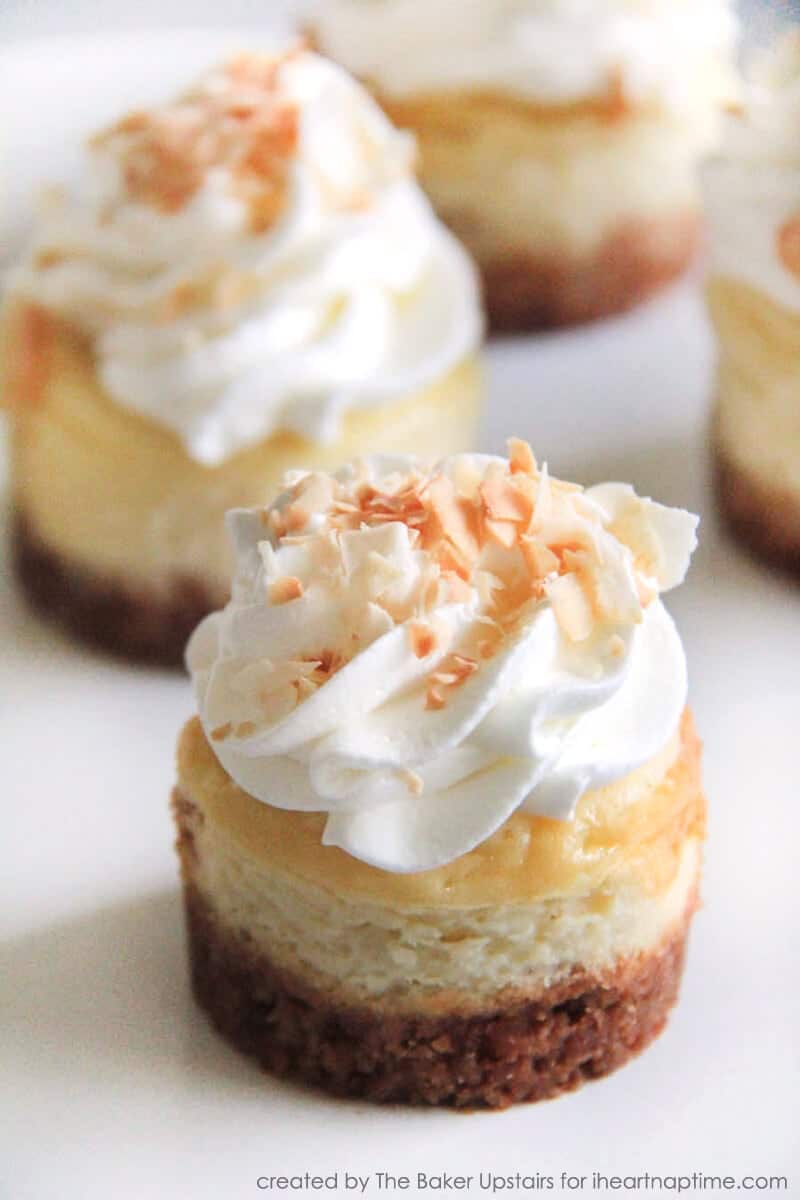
left=173, top=789, right=696, bottom=1109
left=13, top=509, right=223, bottom=666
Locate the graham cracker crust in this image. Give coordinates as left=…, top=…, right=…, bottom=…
left=173, top=792, right=692, bottom=1110
left=13, top=511, right=222, bottom=667
left=714, top=445, right=800, bottom=578
left=483, top=213, right=701, bottom=333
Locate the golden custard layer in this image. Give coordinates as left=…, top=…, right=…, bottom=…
left=709, top=278, right=800, bottom=493
left=177, top=709, right=704, bottom=911
left=1, top=307, right=482, bottom=593
left=377, top=90, right=700, bottom=265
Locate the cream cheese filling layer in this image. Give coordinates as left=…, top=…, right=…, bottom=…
left=7, top=316, right=481, bottom=591
left=709, top=279, right=800, bottom=494
left=186, top=802, right=700, bottom=1011
left=178, top=714, right=704, bottom=907
left=389, top=100, right=701, bottom=259
left=704, top=33, right=800, bottom=317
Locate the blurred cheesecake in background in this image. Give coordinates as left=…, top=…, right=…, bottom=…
left=705, top=32, right=800, bottom=576
left=314, top=0, right=739, bottom=332
left=0, top=47, right=483, bottom=665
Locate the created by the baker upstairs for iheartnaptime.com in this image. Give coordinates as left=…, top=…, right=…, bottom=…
left=174, top=438, right=704, bottom=1109
left=313, top=0, right=739, bottom=331
left=705, top=30, right=800, bottom=577
left=0, top=46, right=483, bottom=665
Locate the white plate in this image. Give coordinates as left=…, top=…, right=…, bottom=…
left=1, top=30, right=797, bottom=1200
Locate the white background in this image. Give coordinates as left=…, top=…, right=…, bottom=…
left=0, top=17, right=798, bottom=1200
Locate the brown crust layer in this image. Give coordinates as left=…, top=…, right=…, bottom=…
left=483, top=213, right=701, bottom=333
left=181, top=885, right=689, bottom=1109
left=714, top=445, right=800, bottom=578
left=13, top=511, right=221, bottom=667
left=174, top=791, right=692, bottom=1109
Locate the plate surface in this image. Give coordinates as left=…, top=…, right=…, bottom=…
left=1, top=29, right=797, bottom=1200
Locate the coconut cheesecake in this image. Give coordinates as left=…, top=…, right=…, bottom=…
left=174, top=439, right=703, bottom=1108
left=705, top=32, right=800, bottom=575
left=314, top=0, right=738, bottom=331
left=1, top=48, right=483, bottom=663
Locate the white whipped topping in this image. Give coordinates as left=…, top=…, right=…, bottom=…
left=704, top=33, right=800, bottom=312
left=8, top=50, right=481, bottom=464
left=187, top=447, right=698, bottom=874
left=315, top=0, right=737, bottom=121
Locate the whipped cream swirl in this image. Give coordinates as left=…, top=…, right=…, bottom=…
left=315, top=0, right=737, bottom=121
left=188, top=444, right=698, bottom=873
left=9, top=50, right=481, bottom=464
left=704, top=32, right=800, bottom=312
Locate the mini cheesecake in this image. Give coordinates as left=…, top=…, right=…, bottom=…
left=175, top=440, right=702, bottom=1108
left=705, top=34, right=800, bottom=575
left=314, top=0, right=738, bottom=331
left=1, top=49, right=483, bottom=664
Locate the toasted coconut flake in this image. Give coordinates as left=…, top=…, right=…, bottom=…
left=360, top=550, right=404, bottom=601
left=94, top=51, right=299, bottom=230
left=6, top=305, right=53, bottom=410
left=267, top=508, right=286, bottom=538
left=484, top=517, right=518, bottom=549
left=294, top=472, right=336, bottom=517
left=158, top=281, right=201, bottom=321
left=479, top=472, right=534, bottom=525
left=778, top=213, right=800, bottom=280
left=282, top=503, right=310, bottom=534
left=422, top=573, right=444, bottom=609
left=269, top=576, right=304, bottom=605
left=609, top=634, right=626, bottom=659
left=431, top=653, right=478, bottom=689
left=546, top=573, right=595, bottom=642
left=437, top=539, right=472, bottom=582
left=477, top=634, right=502, bottom=659
left=234, top=720, right=258, bottom=738
left=475, top=570, right=506, bottom=608
left=425, top=475, right=481, bottom=562
left=637, top=576, right=657, bottom=608
left=530, top=463, right=553, bottom=530
left=425, top=686, right=446, bottom=711
left=308, top=648, right=348, bottom=679
left=508, top=437, right=538, bottom=477
left=212, top=271, right=257, bottom=311
left=423, top=649, right=480, bottom=712
left=520, top=536, right=560, bottom=580
left=443, top=572, right=473, bottom=604
left=565, top=545, right=641, bottom=627
left=397, top=768, right=424, bottom=796
left=295, top=676, right=317, bottom=701
left=550, top=477, right=583, bottom=495
left=34, top=249, right=66, bottom=270
left=408, top=621, right=438, bottom=659
left=431, top=670, right=460, bottom=686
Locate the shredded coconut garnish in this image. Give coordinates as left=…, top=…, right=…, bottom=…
left=269, top=576, right=304, bottom=605
left=91, top=50, right=302, bottom=232
left=249, top=440, right=670, bottom=718
left=778, top=214, right=800, bottom=280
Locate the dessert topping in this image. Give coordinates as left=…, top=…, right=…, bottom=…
left=94, top=52, right=301, bottom=233
left=188, top=446, right=698, bottom=871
